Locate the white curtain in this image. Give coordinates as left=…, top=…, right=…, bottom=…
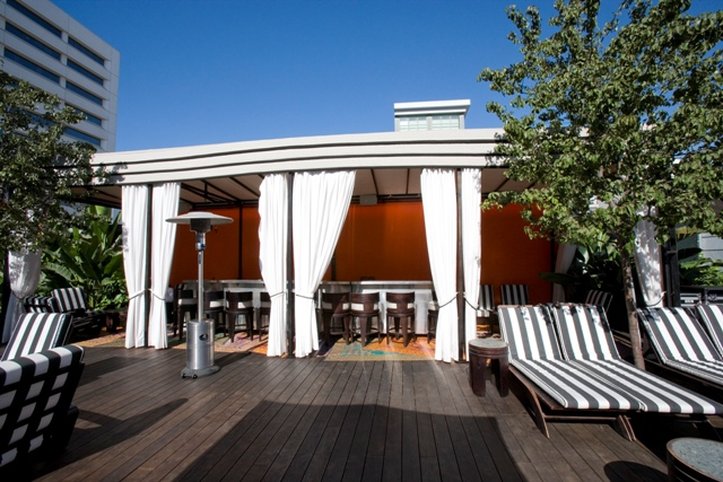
left=148, top=183, right=180, bottom=349
left=2, top=250, right=42, bottom=343
left=259, top=174, right=288, bottom=357
left=122, top=185, right=150, bottom=348
left=552, top=244, right=577, bottom=302
left=634, top=220, right=664, bottom=307
left=422, top=169, right=459, bottom=363
left=293, top=170, right=355, bottom=358
left=461, top=169, right=481, bottom=358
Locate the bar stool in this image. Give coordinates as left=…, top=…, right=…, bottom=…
left=225, top=290, right=254, bottom=342
left=350, top=292, right=381, bottom=345
left=427, top=291, right=438, bottom=344
left=204, top=289, right=225, bottom=335
left=175, top=284, right=197, bottom=341
left=386, top=292, right=415, bottom=347
left=257, top=292, right=271, bottom=340
left=320, top=292, right=351, bottom=345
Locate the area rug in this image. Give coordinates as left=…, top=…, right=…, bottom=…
left=321, top=337, right=435, bottom=361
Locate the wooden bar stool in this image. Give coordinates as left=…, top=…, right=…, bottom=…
left=427, top=291, right=438, bottom=343
left=257, top=292, right=271, bottom=341
left=320, top=292, right=351, bottom=345
left=350, top=292, right=381, bottom=346
left=225, top=290, right=254, bottom=342
left=386, top=292, right=415, bottom=347
left=175, top=285, right=197, bottom=341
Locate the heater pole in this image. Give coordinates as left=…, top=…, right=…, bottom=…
left=196, top=231, right=205, bottom=321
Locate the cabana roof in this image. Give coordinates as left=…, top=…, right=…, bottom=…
left=85, top=128, right=534, bottom=208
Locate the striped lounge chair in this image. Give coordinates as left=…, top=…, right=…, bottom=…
left=50, top=287, right=102, bottom=336
left=638, top=307, right=723, bottom=391
left=500, top=284, right=528, bottom=306
left=23, top=295, right=59, bottom=314
left=1, top=313, right=72, bottom=361
left=584, top=289, right=613, bottom=313
left=498, top=305, right=643, bottom=439
left=695, top=303, right=723, bottom=357
left=550, top=304, right=721, bottom=422
left=0, top=345, right=85, bottom=470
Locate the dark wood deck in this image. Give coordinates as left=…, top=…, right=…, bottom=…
left=28, top=344, right=690, bottom=481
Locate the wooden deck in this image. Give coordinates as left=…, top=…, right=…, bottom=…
left=26, top=344, right=695, bottom=481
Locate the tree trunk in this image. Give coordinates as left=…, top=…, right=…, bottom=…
left=622, top=255, right=645, bottom=369
left=0, top=252, right=10, bottom=337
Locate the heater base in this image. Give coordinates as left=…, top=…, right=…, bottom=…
left=181, top=365, right=220, bottom=379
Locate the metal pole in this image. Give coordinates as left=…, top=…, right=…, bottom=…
left=197, top=232, right=206, bottom=321
left=144, top=185, right=153, bottom=347
left=456, top=169, right=465, bottom=361
left=286, top=173, right=295, bottom=355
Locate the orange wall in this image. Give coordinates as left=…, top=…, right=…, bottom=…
left=169, top=203, right=552, bottom=303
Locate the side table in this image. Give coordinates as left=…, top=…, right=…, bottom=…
left=666, top=437, right=723, bottom=482
left=468, top=338, right=509, bottom=397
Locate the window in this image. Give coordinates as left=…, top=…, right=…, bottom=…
left=398, top=116, right=428, bottom=131
left=69, top=105, right=103, bottom=127
left=66, top=81, right=103, bottom=106
left=67, top=59, right=104, bottom=86
left=4, top=49, right=60, bottom=83
left=430, top=115, right=460, bottom=130
left=68, top=37, right=105, bottom=66
left=7, top=0, right=62, bottom=37
left=64, top=126, right=101, bottom=147
left=5, top=22, right=61, bottom=60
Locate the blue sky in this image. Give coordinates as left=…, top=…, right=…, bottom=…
left=53, top=0, right=718, bottom=152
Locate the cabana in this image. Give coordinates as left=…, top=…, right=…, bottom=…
left=85, top=127, right=556, bottom=362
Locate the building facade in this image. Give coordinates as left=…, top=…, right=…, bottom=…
left=0, top=0, right=119, bottom=151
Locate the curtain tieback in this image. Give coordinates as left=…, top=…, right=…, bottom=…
left=128, top=289, right=147, bottom=300
left=269, top=291, right=285, bottom=299
left=151, top=291, right=166, bottom=301
left=294, top=292, right=316, bottom=300
left=463, top=296, right=480, bottom=311
left=438, top=294, right=458, bottom=309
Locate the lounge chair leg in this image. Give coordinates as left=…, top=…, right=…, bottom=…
left=613, top=415, right=636, bottom=442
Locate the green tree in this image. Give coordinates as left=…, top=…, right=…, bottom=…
left=479, top=0, right=722, bottom=368
left=0, top=70, right=96, bottom=321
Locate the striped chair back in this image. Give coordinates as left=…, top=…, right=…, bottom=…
left=51, top=287, right=88, bottom=313
left=638, top=307, right=722, bottom=363
left=477, top=284, right=495, bottom=316
left=694, top=304, right=723, bottom=357
left=23, top=295, right=59, bottom=313
left=0, top=345, right=84, bottom=468
left=498, top=305, right=563, bottom=361
left=584, top=290, right=613, bottom=312
left=549, top=304, right=620, bottom=361
left=500, top=284, right=529, bottom=306
left=1, top=313, right=72, bottom=361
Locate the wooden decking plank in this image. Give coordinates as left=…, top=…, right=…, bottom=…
left=400, top=362, right=421, bottom=482
left=340, top=361, right=385, bottom=482
left=424, top=361, right=463, bottom=482
left=279, top=361, right=361, bottom=482
left=411, top=361, right=441, bottom=482
left=234, top=358, right=339, bottom=481
left=361, top=361, right=393, bottom=482
left=255, top=360, right=351, bottom=482
left=382, top=361, right=404, bottom=481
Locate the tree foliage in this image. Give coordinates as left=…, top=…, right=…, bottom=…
left=0, top=70, right=97, bottom=254
left=478, top=0, right=722, bottom=368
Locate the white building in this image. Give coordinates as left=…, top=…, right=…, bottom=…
left=0, top=0, right=119, bottom=151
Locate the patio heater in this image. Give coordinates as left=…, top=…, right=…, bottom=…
left=167, top=211, right=233, bottom=378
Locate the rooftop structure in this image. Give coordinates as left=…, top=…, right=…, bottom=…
left=394, top=99, right=471, bottom=132
left=0, top=0, right=120, bottom=151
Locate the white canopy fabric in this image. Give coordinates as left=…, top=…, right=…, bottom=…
left=552, top=244, right=577, bottom=302
left=461, top=169, right=481, bottom=358
left=2, top=250, right=42, bottom=343
left=122, top=185, right=150, bottom=348
left=148, top=183, right=179, bottom=349
left=422, top=169, right=459, bottom=363
left=259, top=174, right=289, bottom=357
left=292, top=170, right=355, bottom=358
left=634, top=220, right=664, bottom=307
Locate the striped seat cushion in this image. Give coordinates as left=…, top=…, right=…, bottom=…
left=550, top=304, right=619, bottom=361
left=584, top=290, right=613, bottom=312
left=23, top=296, right=58, bottom=313
left=0, top=345, right=84, bottom=467
left=476, top=284, right=495, bottom=317
left=50, top=287, right=88, bottom=313
left=500, top=284, right=528, bottom=306
left=695, top=304, right=723, bottom=357
left=498, top=305, right=562, bottom=361
left=1, top=313, right=72, bottom=361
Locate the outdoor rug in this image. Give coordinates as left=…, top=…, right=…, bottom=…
left=320, top=336, right=435, bottom=361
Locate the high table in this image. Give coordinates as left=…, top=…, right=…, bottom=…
left=666, top=437, right=723, bottom=482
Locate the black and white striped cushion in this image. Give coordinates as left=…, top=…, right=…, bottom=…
left=551, top=304, right=722, bottom=414
left=23, top=296, right=57, bottom=313
left=500, top=284, right=528, bottom=306
left=584, top=290, right=613, bottom=312
left=0, top=345, right=84, bottom=467
left=1, top=313, right=72, bottom=361
left=695, top=304, right=723, bottom=357
left=476, top=284, right=495, bottom=317
left=51, top=287, right=88, bottom=313
left=498, top=305, right=561, bottom=361
left=638, top=307, right=723, bottom=386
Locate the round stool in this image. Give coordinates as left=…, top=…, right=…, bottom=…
left=468, top=338, right=509, bottom=397
left=666, top=437, right=723, bottom=482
